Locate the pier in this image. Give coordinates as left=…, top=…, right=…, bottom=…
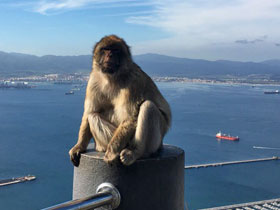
left=185, top=156, right=279, bottom=169
left=199, top=198, right=280, bottom=210
left=0, top=175, right=36, bottom=187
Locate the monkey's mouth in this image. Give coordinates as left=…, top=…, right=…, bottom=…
left=104, top=62, right=115, bottom=67
left=103, top=61, right=120, bottom=72
left=102, top=63, right=117, bottom=74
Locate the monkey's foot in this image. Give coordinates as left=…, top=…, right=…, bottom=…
left=104, top=142, right=121, bottom=164
left=104, top=150, right=119, bottom=164
left=120, top=149, right=136, bottom=166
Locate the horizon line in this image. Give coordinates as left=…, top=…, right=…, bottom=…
left=0, top=50, right=278, bottom=63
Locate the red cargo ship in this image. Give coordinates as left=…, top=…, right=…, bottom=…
left=216, top=131, right=239, bottom=141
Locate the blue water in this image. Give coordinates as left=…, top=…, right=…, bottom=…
left=0, top=82, right=280, bottom=210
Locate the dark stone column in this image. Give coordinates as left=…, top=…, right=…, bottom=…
left=73, top=144, right=185, bottom=210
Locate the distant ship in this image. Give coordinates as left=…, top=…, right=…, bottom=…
left=264, top=90, right=279, bottom=94
left=65, top=90, right=74, bottom=95
left=0, top=175, right=36, bottom=187
left=54, top=81, right=73, bottom=85
left=216, top=131, right=239, bottom=141
left=0, top=81, right=33, bottom=89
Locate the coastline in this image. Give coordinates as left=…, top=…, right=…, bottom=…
left=152, top=76, right=280, bottom=86
left=1, top=73, right=280, bottom=86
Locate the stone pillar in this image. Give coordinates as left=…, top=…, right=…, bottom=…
left=73, top=144, right=185, bottom=210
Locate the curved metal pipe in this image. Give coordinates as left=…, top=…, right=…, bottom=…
left=42, top=182, right=121, bottom=210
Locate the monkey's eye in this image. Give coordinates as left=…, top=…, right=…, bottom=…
left=111, top=49, right=120, bottom=53
left=101, top=47, right=117, bottom=52
left=100, top=47, right=108, bottom=52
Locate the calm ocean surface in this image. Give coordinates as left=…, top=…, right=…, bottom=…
left=0, top=82, right=280, bottom=210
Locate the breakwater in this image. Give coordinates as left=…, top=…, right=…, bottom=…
left=0, top=175, right=36, bottom=187
left=199, top=198, right=280, bottom=210
left=185, top=156, right=279, bottom=169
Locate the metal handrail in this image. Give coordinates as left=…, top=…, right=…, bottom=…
left=42, top=183, right=121, bottom=210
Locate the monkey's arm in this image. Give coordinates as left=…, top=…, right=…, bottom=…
left=77, top=114, right=93, bottom=148
left=104, top=119, right=136, bottom=163
left=69, top=114, right=92, bottom=166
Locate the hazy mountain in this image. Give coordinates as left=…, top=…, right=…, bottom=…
left=0, top=51, right=92, bottom=75
left=1, top=51, right=280, bottom=78
left=261, top=59, right=280, bottom=67
left=134, top=53, right=280, bottom=78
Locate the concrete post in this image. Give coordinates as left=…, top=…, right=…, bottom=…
left=73, top=144, right=185, bottom=210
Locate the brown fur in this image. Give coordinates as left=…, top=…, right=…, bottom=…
left=69, top=35, right=171, bottom=166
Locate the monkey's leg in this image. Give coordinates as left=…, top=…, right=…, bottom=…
left=104, top=119, right=136, bottom=164
left=88, top=113, right=116, bottom=152
left=120, top=100, right=167, bottom=165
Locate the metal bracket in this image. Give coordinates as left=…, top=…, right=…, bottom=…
left=96, top=182, right=121, bottom=209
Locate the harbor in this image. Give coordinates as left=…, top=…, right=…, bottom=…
left=0, top=175, right=36, bottom=187
left=185, top=156, right=279, bottom=169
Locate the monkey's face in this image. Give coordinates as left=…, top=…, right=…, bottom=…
left=94, top=35, right=131, bottom=75
left=98, top=46, right=121, bottom=74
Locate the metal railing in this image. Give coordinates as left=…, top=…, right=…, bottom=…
left=42, top=183, right=121, bottom=210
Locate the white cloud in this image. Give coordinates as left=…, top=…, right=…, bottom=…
left=128, top=0, right=280, bottom=39
left=34, top=0, right=108, bottom=14
left=127, top=0, right=280, bottom=61
left=31, top=0, right=153, bottom=15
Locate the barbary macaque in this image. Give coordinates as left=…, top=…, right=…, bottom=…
left=69, top=35, right=171, bottom=166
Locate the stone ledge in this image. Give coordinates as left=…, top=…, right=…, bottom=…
left=73, top=144, right=185, bottom=210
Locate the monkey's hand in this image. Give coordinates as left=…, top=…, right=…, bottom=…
left=69, top=144, right=86, bottom=167
left=104, top=142, right=120, bottom=164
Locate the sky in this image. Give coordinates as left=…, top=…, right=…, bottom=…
left=0, top=0, right=280, bottom=62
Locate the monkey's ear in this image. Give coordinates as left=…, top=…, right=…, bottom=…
left=126, top=45, right=132, bottom=57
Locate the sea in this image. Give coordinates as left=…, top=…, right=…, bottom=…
left=0, top=82, right=280, bottom=210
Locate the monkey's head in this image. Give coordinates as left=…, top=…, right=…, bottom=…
left=93, top=35, right=132, bottom=75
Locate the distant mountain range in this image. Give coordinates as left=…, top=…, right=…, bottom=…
left=134, top=54, right=280, bottom=79
left=0, top=51, right=91, bottom=75
left=1, top=51, right=280, bottom=79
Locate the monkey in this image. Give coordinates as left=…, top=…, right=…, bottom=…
left=69, top=35, right=171, bottom=167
